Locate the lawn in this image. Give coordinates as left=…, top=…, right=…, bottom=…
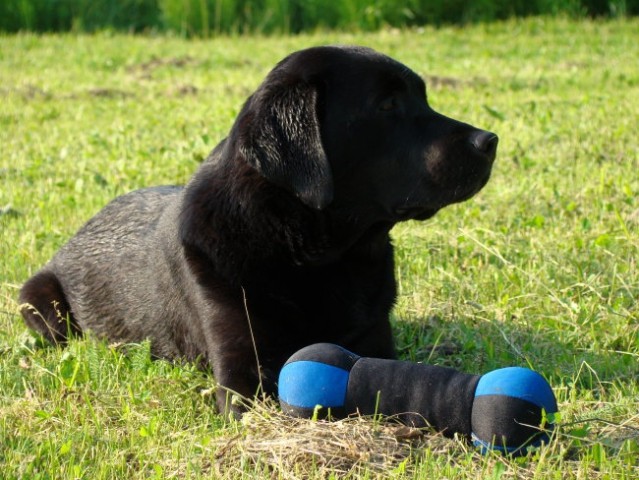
left=1, top=17, right=638, bottom=479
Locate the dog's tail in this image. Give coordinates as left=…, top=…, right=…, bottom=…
left=19, top=270, right=81, bottom=345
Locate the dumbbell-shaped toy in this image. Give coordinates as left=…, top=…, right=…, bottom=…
left=278, top=343, right=558, bottom=455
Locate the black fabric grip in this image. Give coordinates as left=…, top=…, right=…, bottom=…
left=283, top=342, right=361, bottom=370
left=344, top=357, right=480, bottom=436
left=279, top=400, right=348, bottom=420
left=471, top=395, right=546, bottom=447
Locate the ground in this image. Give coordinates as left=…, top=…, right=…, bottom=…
left=1, top=17, right=638, bottom=479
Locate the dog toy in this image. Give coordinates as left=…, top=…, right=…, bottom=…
left=278, top=343, right=558, bottom=455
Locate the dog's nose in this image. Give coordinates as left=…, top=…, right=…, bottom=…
left=470, top=130, right=498, bottom=157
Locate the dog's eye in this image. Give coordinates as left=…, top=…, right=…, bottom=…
left=379, top=97, right=396, bottom=112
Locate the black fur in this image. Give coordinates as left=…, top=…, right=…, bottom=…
left=20, top=46, right=497, bottom=415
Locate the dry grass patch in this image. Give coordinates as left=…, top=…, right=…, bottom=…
left=213, top=401, right=457, bottom=479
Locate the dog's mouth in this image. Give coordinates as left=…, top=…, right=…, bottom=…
left=449, top=170, right=492, bottom=204
left=393, top=170, right=492, bottom=222
left=393, top=206, right=440, bottom=221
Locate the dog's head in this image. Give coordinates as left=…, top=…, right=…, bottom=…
left=232, top=45, right=497, bottom=225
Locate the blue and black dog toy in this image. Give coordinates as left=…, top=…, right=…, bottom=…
left=278, top=343, right=558, bottom=455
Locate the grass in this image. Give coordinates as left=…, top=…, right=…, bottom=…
left=1, top=17, right=638, bottom=479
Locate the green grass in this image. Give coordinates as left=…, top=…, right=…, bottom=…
left=1, top=17, right=638, bottom=478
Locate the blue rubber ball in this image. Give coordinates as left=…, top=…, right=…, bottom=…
left=278, top=343, right=360, bottom=418
left=279, top=360, right=350, bottom=411
left=471, top=367, right=558, bottom=455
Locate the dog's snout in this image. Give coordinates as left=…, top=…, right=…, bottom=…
left=470, top=130, right=498, bottom=157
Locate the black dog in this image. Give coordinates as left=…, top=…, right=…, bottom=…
left=20, top=46, right=497, bottom=415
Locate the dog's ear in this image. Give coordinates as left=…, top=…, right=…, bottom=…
left=236, top=80, right=333, bottom=210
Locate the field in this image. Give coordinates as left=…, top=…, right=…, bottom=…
left=1, top=17, right=638, bottom=479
